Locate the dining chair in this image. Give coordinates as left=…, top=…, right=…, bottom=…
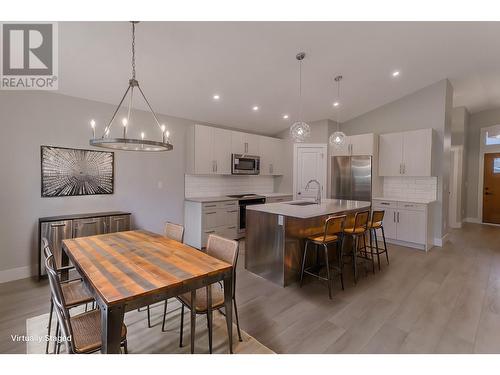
left=45, top=251, right=128, bottom=354
left=177, top=234, right=242, bottom=353
left=300, top=215, right=346, bottom=299
left=145, top=222, right=185, bottom=329
left=42, top=238, right=94, bottom=354
left=367, top=210, right=390, bottom=270
left=343, top=210, right=370, bottom=284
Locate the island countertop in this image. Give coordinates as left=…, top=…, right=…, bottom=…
left=247, top=198, right=371, bottom=219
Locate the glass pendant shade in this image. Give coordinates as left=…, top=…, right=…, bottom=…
left=290, top=121, right=311, bottom=142
left=329, top=131, right=346, bottom=147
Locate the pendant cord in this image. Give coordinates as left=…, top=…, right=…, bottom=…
left=132, top=22, right=136, bottom=80
left=336, top=77, right=341, bottom=131
left=298, top=60, right=303, bottom=122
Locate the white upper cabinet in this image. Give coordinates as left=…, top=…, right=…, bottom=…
left=378, top=132, right=403, bottom=176
left=186, top=124, right=231, bottom=175
left=231, top=131, right=260, bottom=155
left=186, top=125, right=284, bottom=176
left=260, top=136, right=284, bottom=176
left=331, top=133, right=377, bottom=156
left=378, top=128, right=434, bottom=177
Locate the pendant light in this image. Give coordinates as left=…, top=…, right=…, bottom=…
left=329, top=75, right=346, bottom=148
left=89, top=22, right=173, bottom=152
left=289, top=52, right=311, bottom=142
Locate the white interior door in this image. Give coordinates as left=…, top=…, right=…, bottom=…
left=293, top=144, right=327, bottom=200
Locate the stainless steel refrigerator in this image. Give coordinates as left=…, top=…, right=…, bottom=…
left=331, top=156, right=372, bottom=201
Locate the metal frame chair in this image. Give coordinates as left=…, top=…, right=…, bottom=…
left=177, top=234, right=242, bottom=353
left=45, top=252, right=128, bottom=354
left=343, top=210, right=370, bottom=283
left=144, top=222, right=185, bottom=329
left=300, top=215, right=347, bottom=299
left=42, top=238, right=94, bottom=354
left=367, top=210, right=390, bottom=270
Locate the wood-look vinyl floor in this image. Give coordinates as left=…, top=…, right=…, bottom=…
left=1, top=223, right=500, bottom=354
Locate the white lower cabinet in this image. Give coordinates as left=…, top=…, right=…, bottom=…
left=184, top=199, right=239, bottom=249
left=372, top=199, right=433, bottom=251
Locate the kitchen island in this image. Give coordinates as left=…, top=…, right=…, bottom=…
left=245, top=199, right=371, bottom=286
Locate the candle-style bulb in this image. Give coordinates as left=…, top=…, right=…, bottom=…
left=90, top=119, right=96, bottom=128
left=122, top=118, right=128, bottom=127
left=166, top=130, right=170, bottom=138
left=161, top=124, right=166, bottom=132
left=141, top=132, right=145, bottom=140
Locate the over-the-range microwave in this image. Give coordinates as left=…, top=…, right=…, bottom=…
left=231, top=154, right=260, bottom=175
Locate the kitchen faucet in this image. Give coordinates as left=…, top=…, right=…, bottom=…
left=305, top=179, right=322, bottom=204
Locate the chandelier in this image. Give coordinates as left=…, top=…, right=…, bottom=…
left=89, top=22, right=173, bottom=152
left=329, top=75, right=346, bottom=147
left=289, top=52, right=311, bottom=142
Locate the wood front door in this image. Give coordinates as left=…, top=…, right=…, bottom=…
left=483, top=153, right=500, bottom=224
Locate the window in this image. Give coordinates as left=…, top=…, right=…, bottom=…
left=486, top=131, right=500, bottom=145
left=494, top=158, right=500, bottom=174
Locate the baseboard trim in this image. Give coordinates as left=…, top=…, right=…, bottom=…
left=464, top=217, right=481, bottom=224
left=434, top=232, right=449, bottom=247
left=0, top=265, right=36, bottom=284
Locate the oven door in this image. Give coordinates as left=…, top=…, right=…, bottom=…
left=232, top=154, right=260, bottom=175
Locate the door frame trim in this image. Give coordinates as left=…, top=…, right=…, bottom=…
left=477, top=125, right=500, bottom=223
left=292, top=143, right=328, bottom=200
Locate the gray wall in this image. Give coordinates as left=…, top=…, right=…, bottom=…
left=340, top=79, right=452, bottom=241
left=0, top=91, right=208, bottom=276
left=451, top=106, right=469, bottom=222
left=465, top=107, right=500, bottom=219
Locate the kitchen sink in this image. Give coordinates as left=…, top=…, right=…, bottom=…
left=286, top=201, right=318, bottom=206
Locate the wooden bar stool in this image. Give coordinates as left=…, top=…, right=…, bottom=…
left=300, top=215, right=346, bottom=299
left=343, top=210, right=370, bottom=284
left=368, top=210, right=390, bottom=271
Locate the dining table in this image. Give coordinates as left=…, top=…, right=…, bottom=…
left=61, top=229, right=234, bottom=354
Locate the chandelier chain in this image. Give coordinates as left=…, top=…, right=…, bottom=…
left=131, top=22, right=136, bottom=79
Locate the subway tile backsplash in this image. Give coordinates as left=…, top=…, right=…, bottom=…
left=382, top=176, right=437, bottom=201
left=185, top=175, right=275, bottom=198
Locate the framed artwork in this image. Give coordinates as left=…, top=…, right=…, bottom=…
left=41, top=146, right=114, bottom=197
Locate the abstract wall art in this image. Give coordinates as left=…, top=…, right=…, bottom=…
left=41, top=146, right=114, bottom=197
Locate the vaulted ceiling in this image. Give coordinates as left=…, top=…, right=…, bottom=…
left=58, top=21, right=500, bottom=135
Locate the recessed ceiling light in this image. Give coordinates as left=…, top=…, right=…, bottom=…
left=252, top=106, right=259, bottom=111
left=213, top=94, right=220, bottom=100
left=333, top=102, right=339, bottom=107
left=282, top=114, right=289, bottom=119
left=392, top=70, right=400, bottom=77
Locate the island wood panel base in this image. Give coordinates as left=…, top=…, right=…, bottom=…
left=245, top=210, right=361, bottom=287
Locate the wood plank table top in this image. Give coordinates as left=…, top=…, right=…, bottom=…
left=62, top=230, right=232, bottom=306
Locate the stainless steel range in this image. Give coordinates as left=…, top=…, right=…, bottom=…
left=226, top=194, right=266, bottom=237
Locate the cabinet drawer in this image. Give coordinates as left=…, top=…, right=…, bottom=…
left=266, top=195, right=293, bottom=203
left=219, top=200, right=237, bottom=209
left=397, top=202, right=426, bottom=211
left=372, top=200, right=398, bottom=209
left=202, top=202, right=219, bottom=210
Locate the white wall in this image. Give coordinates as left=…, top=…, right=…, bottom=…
left=451, top=106, right=469, bottom=223
left=0, top=91, right=213, bottom=279
left=340, top=79, right=452, bottom=242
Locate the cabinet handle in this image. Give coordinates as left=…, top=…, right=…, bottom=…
left=50, top=223, right=66, bottom=228
left=113, top=217, right=126, bottom=222
left=399, top=164, right=402, bottom=174
left=205, top=204, right=217, bottom=208
left=82, top=221, right=98, bottom=225
left=403, top=164, right=406, bottom=174
left=393, top=212, right=396, bottom=222
left=397, top=212, right=400, bottom=223
left=228, top=226, right=236, bottom=229
left=205, top=212, right=217, bottom=215
left=205, top=230, right=215, bottom=234
left=227, top=210, right=238, bottom=213
left=380, top=202, right=390, bottom=206
left=244, top=142, right=248, bottom=153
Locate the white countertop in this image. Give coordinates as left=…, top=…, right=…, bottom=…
left=185, top=196, right=238, bottom=203
left=260, top=192, right=293, bottom=198
left=372, top=197, right=437, bottom=204
left=247, top=199, right=372, bottom=219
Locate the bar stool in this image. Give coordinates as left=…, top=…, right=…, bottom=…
left=300, top=215, right=346, bottom=299
left=368, top=210, right=390, bottom=271
left=343, top=210, right=370, bottom=284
